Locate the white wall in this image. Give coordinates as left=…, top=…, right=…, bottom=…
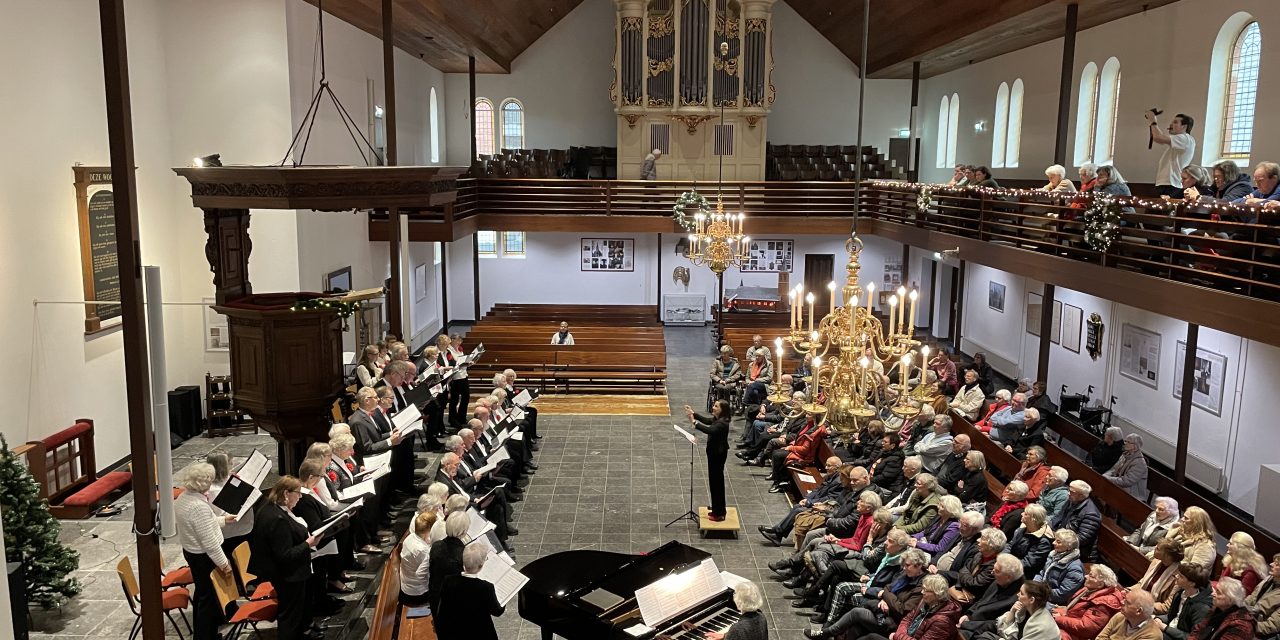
left=920, top=0, right=1280, bottom=184
left=768, top=2, right=913, bottom=155
left=479, top=233, right=659, bottom=312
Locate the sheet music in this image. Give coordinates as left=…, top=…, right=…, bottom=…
left=720, top=570, right=752, bottom=590
left=235, top=450, right=271, bottom=487
left=392, top=404, right=421, bottom=429
left=353, top=464, right=391, bottom=482
left=795, top=472, right=816, bottom=484
left=634, top=557, right=726, bottom=628
left=312, top=498, right=364, bottom=538
left=234, top=488, right=261, bottom=519
left=475, top=550, right=530, bottom=607
left=338, top=478, right=376, bottom=501
left=429, top=383, right=443, bottom=397
left=312, top=539, right=338, bottom=559
left=466, top=531, right=496, bottom=556
left=364, top=451, right=392, bottom=470
left=513, top=389, right=533, bottom=406
left=466, top=507, right=497, bottom=539
left=673, top=424, right=698, bottom=445
left=475, top=446, right=511, bottom=476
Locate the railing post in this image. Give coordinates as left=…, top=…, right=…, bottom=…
left=739, top=184, right=745, bottom=216
left=605, top=181, right=612, bottom=216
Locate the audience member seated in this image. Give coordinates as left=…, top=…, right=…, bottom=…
left=1013, top=446, right=1051, bottom=500
left=758, top=456, right=847, bottom=546
left=900, top=406, right=937, bottom=455
left=965, top=353, right=996, bottom=396
left=805, top=548, right=928, bottom=638
left=973, top=166, right=1001, bottom=189
left=976, top=390, right=1013, bottom=433
left=550, top=321, right=574, bottom=345
left=1187, top=578, right=1256, bottom=640
left=1233, top=161, right=1280, bottom=206
left=957, top=554, right=1026, bottom=639
left=893, top=473, right=943, bottom=535
left=910, top=495, right=964, bottom=562
left=1185, top=160, right=1253, bottom=204
left=1221, top=532, right=1269, bottom=595
left=996, top=408, right=1045, bottom=460
left=915, top=415, right=955, bottom=474
left=744, top=334, right=768, bottom=363
left=710, top=345, right=744, bottom=406
left=1170, top=506, right=1219, bottom=571
left=894, top=575, right=965, bottom=640
left=1095, top=166, right=1136, bottom=212
left=742, top=392, right=809, bottom=465
left=798, top=526, right=911, bottom=612
left=1129, top=496, right=1179, bottom=557
left=768, top=410, right=827, bottom=494
left=995, top=579, right=1060, bottom=640
left=955, top=451, right=991, bottom=511
left=398, top=511, right=436, bottom=607
left=1104, top=433, right=1150, bottom=501
left=952, top=370, right=987, bottom=420
left=1054, top=564, right=1126, bottom=640
left=1097, top=589, right=1162, bottom=640
left=710, top=581, right=768, bottom=640
left=1036, top=466, right=1070, bottom=520
left=929, top=348, right=959, bottom=396
left=1178, top=165, right=1213, bottom=200
left=786, top=509, right=896, bottom=606
left=949, top=165, right=973, bottom=187
left=843, top=419, right=887, bottom=468
left=935, top=511, right=985, bottom=574
left=1154, top=562, right=1213, bottom=640
left=770, top=487, right=879, bottom=578
left=1087, top=427, right=1126, bottom=474
left=1137, top=538, right=1188, bottom=616
left=1005, top=504, right=1054, bottom=578
left=1050, top=481, right=1102, bottom=562
left=434, top=544, right=505, bottom=640
left=1078, top=163, right=1099, bottom=192
left=741, top=349, right=774, bottom=409
left=988, top=393, right=1028, bottom=441
left=1034, top=529, right=1086, bottom=605
left=885, top=457, right=925, bottom=511
left=947, top=527, right=1006, bottom=605
left=868, top=433, right=908, bottom=499
left=936, top=434, right=973, bottom=494
left=989, top=481, right=1032, bottom=540
left=1245, top=553, right=1280, bottom=639
left=741, top=390, right=792, bottom=448
left=1043, top=164, right=1078, bottom=193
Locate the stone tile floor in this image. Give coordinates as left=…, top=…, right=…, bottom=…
left=29, top=326, right=814, bottom=639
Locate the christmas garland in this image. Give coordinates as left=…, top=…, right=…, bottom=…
left=672, top=189, right=710, bottom=231
left=916, top=185, right=934, bottom=214
left=1083, top=197, right=1124, bottom=252
left=290, top=297, right=362, bottom=319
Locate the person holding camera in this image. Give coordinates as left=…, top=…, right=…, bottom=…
left=1146, top=109, right=1196, bottom=198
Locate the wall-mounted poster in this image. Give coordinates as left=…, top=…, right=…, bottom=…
left=1049, top=300, right=1063, bottom=345
left=1061, top=304, right=1083, bottom=353
left=1027, top=292, right=1042, bottom=337
left=988, top=281, right=1006, bottom=313
left=414, top=264, right=427, bottom=302
left=1119, top=323, right=1161, bottom=389
left=581, top=238, right=634, bottom=271
left=75, top=166, right=122, bottom=334
left=742, top=239, right=793, bottom=272
left=883, top=257, right=903, bottom=288
left=203, top=297, right=229, bottom=352
left=1173, top=342, right=1227, bottom=416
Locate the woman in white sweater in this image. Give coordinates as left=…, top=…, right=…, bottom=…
left=996, top=580, right=1061, bottom=640
left=176, top=463, right=235, bottom=640
left=399, top=510, right=438, bottom=607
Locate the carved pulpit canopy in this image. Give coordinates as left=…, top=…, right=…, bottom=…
left=173, top=165, right=466, bottom=211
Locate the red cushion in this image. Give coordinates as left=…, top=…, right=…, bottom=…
left=41, top=421, right=93, bottom=449
left=161, top=588, right=190, bottom=610
left=63, top=471, right=132, bottom=506
left=161, top=566, right=193, bottom=588
left=230, top=599, right=277, bottom=623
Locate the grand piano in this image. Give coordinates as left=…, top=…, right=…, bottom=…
left=519, top=541, right=744, bottom=640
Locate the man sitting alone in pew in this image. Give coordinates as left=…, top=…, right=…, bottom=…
left=551, top=321, right=574, bottom=345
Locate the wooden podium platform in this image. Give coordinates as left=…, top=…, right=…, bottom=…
left=697, top=507, right=741, bottom=539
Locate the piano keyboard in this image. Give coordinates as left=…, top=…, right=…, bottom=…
left=657, top=606, right=742, bottom=640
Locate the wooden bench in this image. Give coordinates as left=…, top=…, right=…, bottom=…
left=787, top=437, right=838, bottom=503
left=369, top=541, right=437, bottom=640
left=26, top=419, right=133, bottom=519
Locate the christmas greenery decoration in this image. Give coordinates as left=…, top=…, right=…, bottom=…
left=289, top=297, right=362, bottom=319
left=916, top=186, right=934, bottom=215
left=1083, top=197, right=1124, bottom=252
left=672, top=189, right=710, bottom=231
left=0, top=434, right=81, bottom=608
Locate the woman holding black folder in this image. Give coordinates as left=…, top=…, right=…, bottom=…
left=297, top=461, right=349, bottom=613
left=175, top=463, right=235, bottom=640
left=251, top=476, right=321, bottom=640
left=686, top=400, right=731, bottom=522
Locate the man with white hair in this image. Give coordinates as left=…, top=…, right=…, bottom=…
left=950, top=369, right=986, bottom=420
left=1087, top=426, right=1126, bottom=474
left=936, top=434, right=973, bottom=494
left=1051, top=480, right=1102, bottom=561
left=988, top=392, right=1027, bottom=441
left=1096, top=588, right=1159, bottom=640
left=996, top=407, right=1044, bottom=460
left=915, top=415, right=954, bottom=473
left=640, top=148, right=662, bottom=180
left=957, top=553, right=1026, bottom=639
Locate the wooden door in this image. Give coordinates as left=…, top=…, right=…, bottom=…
left=803, top=254, right=835, bottom=314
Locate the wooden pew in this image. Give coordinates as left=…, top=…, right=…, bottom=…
left=26, top=419, right=133, bottom=519
left=788, top=437, right=838, bottom=503
left=369, top=541, right=437, bottom=640
left=949, top=410, right=1151, bottom=581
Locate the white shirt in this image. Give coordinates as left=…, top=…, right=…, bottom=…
left=447, top=345, right=468, bottom=380
left=398, top=533, right=432, bottom=596
left=1155, top=132, right=1195, bottom=187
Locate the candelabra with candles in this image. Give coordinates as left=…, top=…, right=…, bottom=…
left=781, top=235, right=924, bottom=434
left=683, top=200, right=748, bottom=274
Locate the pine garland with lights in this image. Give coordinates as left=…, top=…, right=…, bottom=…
left=289, top=298, right=362, bottom=319
left=1082, top=197, right=1124, bottom=252
left=672, top=189, right=710, bottom=231
left=916, top=185, right=934, bottom=214
left=0, top=434, right=82, bottom=608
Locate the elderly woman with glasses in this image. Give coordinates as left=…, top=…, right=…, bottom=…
left=1129, top=496, right=1179, bottom=557
left=1104, top=433, right=1150, bottom=501
left=251, top=476, right=322, bottom=640
left=1188, top=578, right=1257, bottom=640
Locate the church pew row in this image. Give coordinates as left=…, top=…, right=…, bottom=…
left=369, top=540, right=437, bottom=640
left=949, top=411, right=1151, bottom=581
left=23, top=419, right=134, bottom=519
left=467, top=351, right=667, bottom=395
left=491, top=303, right=656, bottom=314
left=1047, top=412, right=1280, bottom=562
left=787, top=438, right=839, bottom=503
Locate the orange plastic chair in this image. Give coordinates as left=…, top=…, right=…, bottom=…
left=116, top=556, right=192, bottom=640
left=212, top=566, right=278, bottom=640
left=231, top=541, right=275, bottom=601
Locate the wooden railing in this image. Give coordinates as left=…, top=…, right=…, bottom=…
left=861, top=182, right=1280, bottom=304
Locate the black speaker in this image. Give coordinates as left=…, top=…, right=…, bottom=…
left=168, top=386, right=203, bottom=441
left=8, top=561, right=28, bottom=640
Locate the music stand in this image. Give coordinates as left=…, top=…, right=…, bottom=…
left=666, top=425, right=700, bottom=527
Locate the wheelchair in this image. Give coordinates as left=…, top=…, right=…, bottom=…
left=707, top=378, right=743, bottom=413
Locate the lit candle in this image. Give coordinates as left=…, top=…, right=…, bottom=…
left=908, top=290, right=919, bottom=338
left=888, top=294, right=898, bottom=331
left=775, top=346, right=783, bottom=384
left=866, top=282, right=875, bottom=315
left=813, top=356, right=822, bottom=397
left=827, top=281, right=836, bottom=315
left=790, top=290, right=797, bottom=330
left=901, top=354, right=912, bottom=393
left=896, top=286, right=907, bottom=334
left=806, top=292, right=815, bottom=334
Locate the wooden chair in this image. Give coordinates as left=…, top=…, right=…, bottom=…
left=211, top=567, right=278, bottom=640
left=116, top=556, right=192, bottom=640
left=231, top=541, right=275, bottom=601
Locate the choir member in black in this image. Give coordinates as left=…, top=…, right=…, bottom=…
left=434, top=543, right=506, bottom=640
left=686, top=400, right=731, bottom=521
left=502, top=368, right=540, bottom=441
left=296, top=461, right=347, bottom=615
left=250, top=477, right=322, bottom=640
left=377, top=361, right=418, bottom=494
left=427, top=511, right=468, bottom=613
left=435, top=452, right=514, bottom=552
left=420, top=346, right=447, bottom=447
left=445, top=333, right=470, bottom=428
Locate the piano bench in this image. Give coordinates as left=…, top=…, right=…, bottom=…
left=697, top=507, right=741, bottom=539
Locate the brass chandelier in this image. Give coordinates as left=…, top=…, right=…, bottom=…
left=684, top=197, right=748, bottom=274
left=784, top=234, right=927, bottom=434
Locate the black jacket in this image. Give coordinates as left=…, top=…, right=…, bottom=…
left=955, top=468, right=989, bottom=504
left=936, top=452, right=968, bottom=493
left=350, top=409, right=391, bottom=459
left=427, top=537, right=466, bottom=611
left=869, top=448, right=906, bottom=494
left=249, top=503, right=313, bottom=584
left=968, top=577, right=1025, bottom=623
left=1162, top=587, right=1213, bottom=640
left=1087, top=441, right=1123, bottom=474
left=434, top=574, right=504, bottom=640
left=693, top=412, right=730, bottom=457
left=1007, top=422, right=1047, bottom=460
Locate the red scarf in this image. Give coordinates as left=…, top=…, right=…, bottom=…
left=990, top=499, right=1028, bottom=528
left=750, top=361, right=764, bottom=379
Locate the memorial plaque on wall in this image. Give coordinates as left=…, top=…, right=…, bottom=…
left=75, top=166, right=121, bottom=333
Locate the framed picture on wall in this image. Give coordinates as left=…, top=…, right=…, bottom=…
left=1119, top=323, right=1161, bottom=389
left=414, top=263, right=427, bottom=302
left=581, top=238, right=634, bottom=271
left=203, top=297, right=229, bottom=352
left=741, top=239, right=793, bottom=272
left=1026, top=292, right=1042, bottom=337
left=325, top=266, right=352, bottom=293
left=988, top=281, right=1006, bottom=313
left=883, top=258, right=903, bottom=288
left=1173, top=341, right=1227, bottom=416
left=1049, top=300, right=1063, bottom=345
left=1061, top=304, right=1083, bottom=353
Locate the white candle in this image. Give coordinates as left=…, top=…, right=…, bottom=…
left=896, top=286, right=907, bottom=334
left=866, top=283, right=875, bottom=315
left=827, top=281, right=836, bottom=315
left=806, top=292, right=815, bottom=334
left=908, top=290, right=919, bottom=338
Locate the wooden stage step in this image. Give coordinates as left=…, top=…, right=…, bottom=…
left=697, top=507, right=741, bottom=538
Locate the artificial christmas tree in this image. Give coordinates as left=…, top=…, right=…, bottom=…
left=0, top=434, right=81, bottom=608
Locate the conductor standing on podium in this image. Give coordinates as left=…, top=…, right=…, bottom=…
left=686, top=400, right=730, bottom=521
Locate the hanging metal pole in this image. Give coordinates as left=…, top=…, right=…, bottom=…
left=852, top=0, right=869, bottom=232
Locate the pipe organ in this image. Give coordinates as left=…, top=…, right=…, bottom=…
left=613, top=0, right=776, bottom=181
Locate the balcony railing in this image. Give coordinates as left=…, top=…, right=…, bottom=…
left=861, top=182, right=1280, bottom=304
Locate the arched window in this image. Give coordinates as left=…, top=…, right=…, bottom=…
left=1093, top=58, right=1121, bottom=165
left=936, top=95, right=951, bottom=168
left=1206, top=18, right=1261, bottom=163
left=992, top=83, right=1009, bottom=168
left=1005, top=79, right=1024, bottom=168
left=946, top=93, right=960, bottom=168
left=429, top=88, right=439, bottom=163
left=500, top=99, right=524, bottom=150
left=1073, top=62, right=1099, bottom=166
left=474, top=98, right=495, bottom=157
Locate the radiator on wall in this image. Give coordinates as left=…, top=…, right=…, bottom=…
left=1111, top=414, right=1227, bottom=496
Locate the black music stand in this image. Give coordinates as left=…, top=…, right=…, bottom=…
left=666, top=425, right=700, bottom=527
